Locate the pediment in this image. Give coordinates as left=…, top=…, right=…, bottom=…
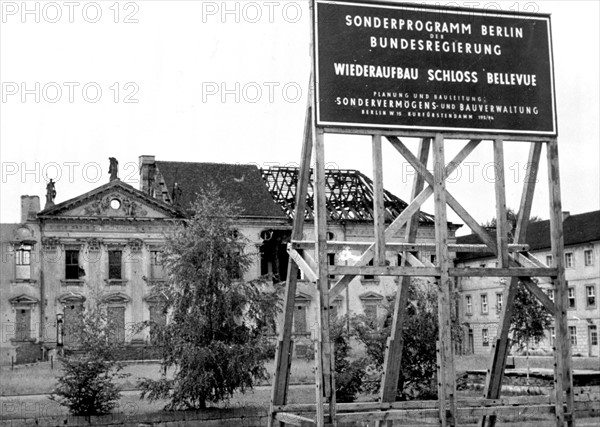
left=359, top=291, right=383, bottom=301
left=57, top=292, right=86, bottom=304
left=39, top=180, right=184, bottom=220
left=9, top=294, right=39, bottom=305
left=295, top=291, right=312, bottom=302
left=103, top=292, right=131, bottom=304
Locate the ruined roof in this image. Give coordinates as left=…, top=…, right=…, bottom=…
left=261, top=166, right=435, bottom=224
left=455, top=210, right=600, bottom=262
left=155, top=161, right=287, bottom=219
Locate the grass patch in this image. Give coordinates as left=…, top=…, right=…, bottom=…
left=1, top=358, right=316, bottom=396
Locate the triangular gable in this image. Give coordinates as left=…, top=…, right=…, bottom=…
left=9, top=294, right=39, bottom=305
left=295, top=291, right=312, bottom=303
left=38, top=180, right=184, bottom=220
left=358, top=291, right=384, bottom=301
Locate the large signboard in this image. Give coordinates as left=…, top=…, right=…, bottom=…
left=313, top=0, right=557, bottom=136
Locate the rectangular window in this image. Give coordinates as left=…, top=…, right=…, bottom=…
left=15, top=244, right=32, bottom=280
left=65, top=250, right=80, bottom=280
left=584, top=250, right=593, bottom=266
left=107, top=306, right=125, bottom=343
left=363, top=259, right=375, bottom=281
left=569, top=326, right=577, bottom=346
left=586, top=285, right=596, bottom=307
left=64, top=303, right=84, bottom=346
left=465, top=295, right=472, bottom=315
left=546, top=288, right=555, bottom=302
left=15, top=308, right=31, bottom=341
left=590, top=325, right=598, bottom=346
left=430, top=254, right=437, bottom=265
left=294, top=305, right=307, bottom=334
left=546, top=255, right=553, bottom=266
left=565, top=252, right=574, bottom=268
left=549, top=327, right=556, bottom=346
left=108, top=250, right=122, bottom=280
left=397, top=253, right=403, bottom=266
left=496, top=293, right=503, bottom=311
left=568, top=287, right=576, bottom=309
left=482, top=328, right=489, bottom=346
left=328, top=253, right=335, bottom=280
left=481, top=294, right=489, bottom=314
left=364, top=302, right=378, bottom=325
left=329, top=303, right=338, bottom=319
left=150, top=251, right=165, bottom=279
left=148, top=304, right=166, bottom=344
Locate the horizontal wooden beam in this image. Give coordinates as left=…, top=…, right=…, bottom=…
left=449, top=267, right=558, bottom=277
left=327, top=266, right=558, bottom=278
left=329, top=265, right=440, bottom=277
left=291, top=240, right=529, bottom=253
left=272, top=395, right=558, bottom=414
left=320, top=127, right=553, bottom=142
left=334, top=405, right=558, bottom=423
left=274, top=412, right=315, bottom=426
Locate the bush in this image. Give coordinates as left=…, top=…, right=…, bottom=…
left=330, top=316, right=366, bottom=403
left=50, top=304, right=128, bottom=415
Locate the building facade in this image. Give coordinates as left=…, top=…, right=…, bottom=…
left=1, top=156, right=460, bottom=365
left=455, top=211, right=600, bottom=357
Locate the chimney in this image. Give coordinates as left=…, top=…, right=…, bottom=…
left=562, top=211, right=570, bottom=221
left=21, top=196, right=40, bottom=223
left=139, top=155, right=156, bottom=194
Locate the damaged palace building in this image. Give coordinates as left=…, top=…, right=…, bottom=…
left=3, top=156, right=597, bottom=365
left=1, top=156, right=457, bottom=364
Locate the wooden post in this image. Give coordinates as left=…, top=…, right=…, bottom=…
left=268, top=94, right=314, bottom=427
left=432, top=134, right=456, bottom=427
left=372, top=135, right=386, bottom=266
left=480, top=142, right=542, bottom=427
left=547, top=138, right=574, bottom=427
left=314, top=127, right=335, bottom=426
left=494, top=139, right=509, bottom=268
left=380, top=138, right=430, bottom=402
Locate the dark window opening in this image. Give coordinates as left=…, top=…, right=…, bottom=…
left=109, top=250, right=122, bottom=280
left=364, top=259, right=375, bottom=280
left=259, top=230, right=292, bottom=283
left=328, top=253, right=335, bottom=279
left=65, top=250, right=81, bottom=280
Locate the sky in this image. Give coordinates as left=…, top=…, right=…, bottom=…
left=1, top=0, right=599, bottom=234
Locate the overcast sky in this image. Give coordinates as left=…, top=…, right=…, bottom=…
left=1, top=0, right=598, bottom=233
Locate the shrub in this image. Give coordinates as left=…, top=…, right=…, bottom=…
left=330, top=316, right=366, bottom=403
left=50, top=304, right=128, bottom=415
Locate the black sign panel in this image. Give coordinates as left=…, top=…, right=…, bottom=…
left=313, top=0, right=557, bottom=136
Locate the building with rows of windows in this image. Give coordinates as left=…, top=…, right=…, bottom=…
left=1, top=155, right=459, bottom=365
left=454, top=211, right=600, bottom=357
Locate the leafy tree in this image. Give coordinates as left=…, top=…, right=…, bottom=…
left=481, top=207, right=542, bottom=241
left=352, top=280, right=461, bottom=400
left=329, top=315, right=367, bottom=402
left=137, top=186, right=281, bottom=410
left=50, top=297, right=128, bottom=415
left=510, top=281, right=553, bottom=382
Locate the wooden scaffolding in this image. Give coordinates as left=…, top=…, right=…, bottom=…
left=267, top=107, right=574, bottom=426
left=268, top=1, right=572, bottom=424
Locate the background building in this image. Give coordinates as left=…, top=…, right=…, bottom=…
left=455, top=211, right=600, bottom=357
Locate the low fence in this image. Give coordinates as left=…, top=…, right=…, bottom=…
left=2, top=407, right=269, bottom=427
